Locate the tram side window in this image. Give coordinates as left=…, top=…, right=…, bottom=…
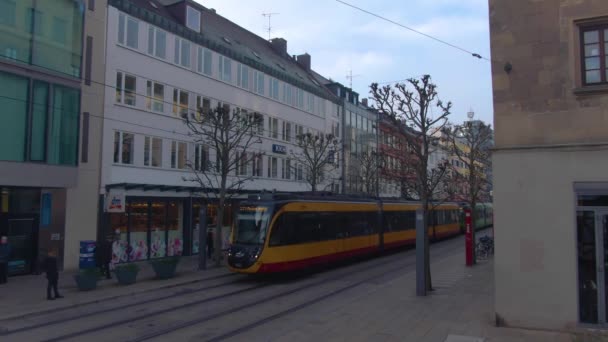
left=319, top=212, right=338, bottom=241
left=403, top=211, right=415, bottom=230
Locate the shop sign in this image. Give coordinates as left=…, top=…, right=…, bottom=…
left=272, top=144, right=286, bottom=154
left=106, top=191, right=126, bottom=213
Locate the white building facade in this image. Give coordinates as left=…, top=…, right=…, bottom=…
left=101, top=0, right=341, bottom=261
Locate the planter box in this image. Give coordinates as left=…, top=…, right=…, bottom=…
left=74, top=273, right=98, bottom=291
left=114, top=267, right=139, bottom=285
left=150, top=257, right=180, bottom=280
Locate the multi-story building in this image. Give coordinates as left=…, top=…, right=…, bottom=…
left=490, top=0, right=608, bottom=331
left=0, top=0, right=105, bottom=273
left=101, top=0, right=341, bottom=260
left=378, top=113, right=413, bottom=198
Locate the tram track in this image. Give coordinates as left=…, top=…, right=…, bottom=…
left=137, top=241, right=465, bottom=342
left=3, top=234, right=468, bottom=342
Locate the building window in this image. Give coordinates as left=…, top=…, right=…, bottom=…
left=144, top=136, right=162, bottom=167
left=237, top=64, right=250, bottom=90
left=582, top=27, right=608, bottom=85
left=171, top=141, right=187, bottom=169
left=114, top=131, right=134, bottom=165
left=51, top=17, right=67, bottom=45
left=269, top=78, right=279, bottom=100
left=197, top=47, right=212, bottom=76
left=146, top=81, right=164, bottom=113
left=174, top=37, right=191, bottom=68
left=0, top=0, right=16, bottom=27
left=195, top=95, right=211, bottom=120
left=194, top=144, right=209, bottom=171
left=236, top=151, right=249, bottom=176
left=294, top=124, right=304, bottom=138
left=48, top=85, right=79, bottom=166
left=281, top=159, right=291, bottom=180
left=172, top=88, right=189, bottom=117
left=147, top=26, right=166, bottom=59
left=267, top=156, right=278, bottom=178
left=269, top=117, right=278, bottom=139
left=282, top=83, right=292, bottom=105
left=296, top=163, right=304, bottom=181
left=253, top=154, right=263, bottom=177
left=254, top=71, right=264, bottom=95
left=219, top=56, right=232, bottom=82
left=282, top=121, right=291, bottom=142
left=186, top=6, right=200, bottom=32
left=116, top=72, right=136, bottom=106
left=118, top=14, right=139, bottom=49
left=297, top=88, right=304, bottom=108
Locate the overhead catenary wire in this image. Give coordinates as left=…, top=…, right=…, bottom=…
left=333, top=0, right=494, bottom=63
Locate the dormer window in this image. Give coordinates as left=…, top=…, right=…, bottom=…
left=186, top=6, right=200, bottom=32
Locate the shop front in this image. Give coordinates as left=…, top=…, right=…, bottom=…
left=104, top=186, right=242, bottom=263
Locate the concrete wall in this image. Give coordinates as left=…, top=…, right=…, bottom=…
left=63, top=0, right=107, bottom=270
left=494, top=148, right=608, bottom=330
left=490, top=0, right=608, bottom=330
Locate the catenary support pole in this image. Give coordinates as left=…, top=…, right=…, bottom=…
left=416, top=208, right=426, bottom=296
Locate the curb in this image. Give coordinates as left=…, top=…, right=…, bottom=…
left=0, top=266, right=232, bottom=322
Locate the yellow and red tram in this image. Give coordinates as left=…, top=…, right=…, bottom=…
left=227, top=194, right=461, bottom=274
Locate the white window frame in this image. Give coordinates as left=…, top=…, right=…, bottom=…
left=113, top=131, right=135, bottom=165
left=147, top=25, right=166, bottom=59
left=171, top=141, right=188, bottom=169
left=281, top=158, right=292, bottom=180
left=172, top=88, right=190, bottom=117
left=282, top=121, right=291, bottom=142
left=253, top=154, right=263, bottom=177
left=219, top=55, right=232, bottom=83
left=237, top=64, right=250, bottom=90
left=118, top=14, right=139, bottom=49
left=269, top=78, right=279, bottom=100
left=174, top=37, right=191, bottom=68
left=186, top=6, right=201, bottom=32
left=194, top=144, right=209, bottom=171
left=146, top=80, right=164, bottom=113
left=195, top=95, right=211, bottom=121
left=267, top=156, right=278, bottom=178
left=268, top=117, right=279, bottom=139
left=144, top=136, right=163, bottom=167
left=254, top=71, right=265, bottom=95
left=197, top=47, right=213, bottom=76
left=116, top=72, right=137, bottom=106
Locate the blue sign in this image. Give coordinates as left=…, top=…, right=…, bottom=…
left=41, top=193, right=52, bottom=226
left=79, top=240, right=97, bottom=269
left=272, top=144, right=287, bottom=154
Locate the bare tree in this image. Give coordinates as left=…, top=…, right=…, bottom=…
left=445, top=120, right=493, bottom=261
left=370, top=75, right=452, bottom=295
left=183, top=104, right=262, bottom=268
left=290, top=132, right=341, bottom=193
left=352, top=150, right=380, bottom=196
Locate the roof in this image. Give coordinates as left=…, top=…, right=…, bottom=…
left=111, top=0, right=339, bottom=103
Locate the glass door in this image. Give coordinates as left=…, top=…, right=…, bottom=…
left=577, top=210, right=608, bottom=325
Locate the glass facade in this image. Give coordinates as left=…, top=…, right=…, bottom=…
left=0, top=71, right=79, bottom=165
left=0, top=0, right=84, bottom=77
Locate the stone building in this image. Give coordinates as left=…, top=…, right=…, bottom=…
left=490, top=0, right=608, bottom=330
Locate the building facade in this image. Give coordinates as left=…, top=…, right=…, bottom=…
left=490, top=0, right=608, bottom=330
left=101, top=0, right=341, bottom=261
left=0, top=0, right=104, bottom=273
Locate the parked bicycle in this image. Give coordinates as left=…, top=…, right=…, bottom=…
left=476, top=235, right=494, bottom=259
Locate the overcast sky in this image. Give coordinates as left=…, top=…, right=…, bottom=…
left=196, top=0, right=493, bottom=125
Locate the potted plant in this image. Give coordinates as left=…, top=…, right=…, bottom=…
left=113, top=263, right=140, bottom=285
left=149, top=256, right=180, bottom=279
left=74, top=268, right=100, bottom=291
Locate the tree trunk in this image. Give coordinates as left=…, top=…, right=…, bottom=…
left=421, top=195, right=433, bottom=293
left=215, top=178, right=227, bottom=267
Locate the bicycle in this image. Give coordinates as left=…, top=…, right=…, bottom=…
left=476, top=235, right=494, bottom=259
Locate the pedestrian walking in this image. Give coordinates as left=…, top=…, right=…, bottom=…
left=0, top=236, right=10, bottom=284
left=96, top=237, right=113, bottom=279
left=43, top=248, right=63, bottom=300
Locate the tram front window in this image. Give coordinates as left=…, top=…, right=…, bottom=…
left=235, top=206, right=271, bottom=245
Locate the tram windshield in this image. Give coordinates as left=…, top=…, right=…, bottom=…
left=234, top=206, right=271, bottom=245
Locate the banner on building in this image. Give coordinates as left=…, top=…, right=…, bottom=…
left=106, top=190, right=126, bottom=213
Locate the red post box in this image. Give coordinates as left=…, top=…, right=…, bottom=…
left=465, top=209, right=473, bottom=266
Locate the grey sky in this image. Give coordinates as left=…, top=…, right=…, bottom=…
left=196, top=0, right=493, bottom=125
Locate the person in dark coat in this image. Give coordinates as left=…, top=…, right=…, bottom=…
left=43, top=248, right=63, bottom=300
left=0, top=236, right=10, bottom=284
left=96, top=238, right=113, bottom=279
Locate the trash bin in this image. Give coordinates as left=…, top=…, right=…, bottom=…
left=79, top=240, right=97, bottom=270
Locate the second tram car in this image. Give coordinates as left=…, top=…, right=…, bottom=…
left=227, top=194, right=462, bottom=274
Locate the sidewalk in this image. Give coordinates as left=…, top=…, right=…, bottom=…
left=0, top=255, right=231, bottom=321
left=241, top=249, right=583, bottom=342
